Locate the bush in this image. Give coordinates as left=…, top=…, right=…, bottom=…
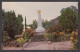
left=65, top=29, right=71, bottom=34
left=46, top=24, right=63, bottom=33
left=44, top=31, right=65, bottom=42
left=52, top=32, right=61, bottom=41
left=44, top=33, right=53, bottom=41
left=16, top=38, right=25, bottom=47
left=44, top=33, right=48, bottom=39
left=2, top=10, right=23, bottom=39
left=2, top=31, right=11, bottom=42
left=45, top=24, right=65, bottom=42
left=21, top=28, right=34, bottom=41
left=70, top=30, right=78, bottom=49
left=16, top=38, right=24, bottom=44
left=58, top=8, right=78, bottom=31
left=59, top=32, right=64, bottom=36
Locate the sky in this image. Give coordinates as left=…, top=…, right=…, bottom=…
left=2, top=2, right=78, bottom=25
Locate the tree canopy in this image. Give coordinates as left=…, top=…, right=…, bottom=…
left=58, top=7, right=78, bottom=31
left=2, top=9, right=23, bottom=39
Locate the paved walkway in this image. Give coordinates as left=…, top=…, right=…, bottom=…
left=2, top=41, right=73, bottom=50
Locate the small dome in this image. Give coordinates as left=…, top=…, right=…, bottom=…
left=37, top=10, right=41, bottom=14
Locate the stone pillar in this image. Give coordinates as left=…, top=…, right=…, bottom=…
left=35, top=10, right=45, bottom=33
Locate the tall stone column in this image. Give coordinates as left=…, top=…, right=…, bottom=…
left=38, top=11, right=42, bottom=27
left=32, top=10, right=45, bottom=42
left=35, top=10, right=45, bottom=34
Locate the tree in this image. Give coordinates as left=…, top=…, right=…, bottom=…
left=28, top=24, right=33, bottom=29
left=32, top=19, right=37, bottom=30
left=17, top=14, right=23, bottom=34
left=70, top=6, right=77, bottom=11
left=42, top=19, right=50, bottom=29
left=60, top=6, right=77, bottom=13
left=17, top=14, right=23, bottom=22
left=2, top=10, right=24, bottom=39
left=58, top=8, right=78, bottom=31
left=60, top=8, right=65, bottom=13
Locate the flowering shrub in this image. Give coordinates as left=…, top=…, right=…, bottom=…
left=70, top=30, right=78, bottom=49
left=44, top=33, right=48, bottom=39
left=15, top=28, right=34, bottom=47
left=16, top=38, right=25, bottom=47
left=52, top=32, right=57, bottom=36
left=16, top=38, right=24, bottom=44
left=21, top=31, right=26, bottom=37
left=59, top=32, right=64, bottom=36
left=46, top=24, right=63, bottom=33
left=44, top=31, right=64, bottom=42
left=2, top=31, right=11, bottom=42
left=66, top=29, right=71, bottom=34
left=21, top=28, right=34, bottom=42
left=44, top=33, right=53, bottom=41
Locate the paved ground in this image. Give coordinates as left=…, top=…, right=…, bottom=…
left=2, top=41, right=73, bottom=50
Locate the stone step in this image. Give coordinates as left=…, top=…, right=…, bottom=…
left=31, top=35, right=45, bottom=42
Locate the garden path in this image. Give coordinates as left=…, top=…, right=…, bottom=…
left=2, top=41, right=73, bottom=50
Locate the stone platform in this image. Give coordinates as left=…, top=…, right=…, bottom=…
left=31, top=32, right=45, bottom=42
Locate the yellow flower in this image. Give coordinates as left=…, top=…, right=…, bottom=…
left=75, top=32, right=78, bottom=36
left=72, top=31, right=75, bottom=34
left=45, top=33, right=48, bottom=36
left=59, top=32, right=64, bottom=36
left=52, top=32, right=56, bottom=35
left=44, top=33, right=48, bottom=38
left=70, top=37, right=74, bottom=41
left=20, top=38, right=24, bottom=40
left=74, top=39, right=78, bottom=42
left=16, top=38, right=24, bottom=44
left=67, top=29, right=69, bottom=31
left=17, top=39, right=20, bottom=43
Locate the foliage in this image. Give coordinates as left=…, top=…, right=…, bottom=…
left=58, top=8, right=78, bottom=31
left=44, top=31, right=65, bottom=42
left=44, top=33, right=48, bottom=39
left=60, top=8, right=65, bottom=13
left=21, top=28, right=34, bottom=41
left=16, top=38, right=24, bottom=44
left=29, top=19, right=50, bottom=30
left=2, top=9, right=23, bottom=39
left=2, top=31, right=11, bottom=42
left=28, top=19, right=37, bottom=30
left=45, top=23, right=73, bottom=41
left=28, top=24, right=33, bottom=29
left=46, top=24, right=63, bottom=33
left=60, top=6, right=77, bottom=13
left=17, top=14, right=23, bottom=34
left=59, top=32, right=64, bottom=36
left=70, top=6, right=77, bottom=11
left=45, top=24, right=65, bottom=41
left=32, top=19, right=37, bottom=30
left=52, top=32, right=64, bottom=41
left=17, top=14, right=23, bottom=22
left=42, top=19, right=50, bottom=29
left=70, top=29, right=78, bottom=49
left=15, top=28, right=34, bottom=47
left=44, top=33, right=53, bottom=40
left=16, top=38, right=25, bottom=47
left=66, top=29, right=71, bottom=34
